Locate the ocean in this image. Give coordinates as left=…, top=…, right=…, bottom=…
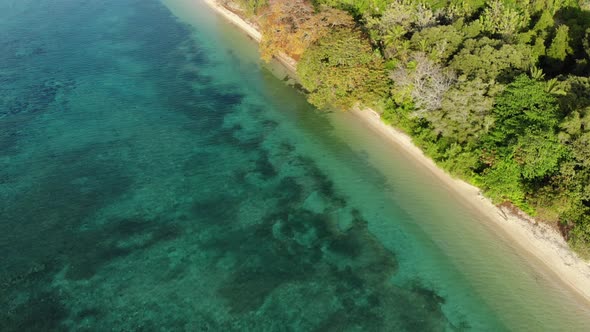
left=1, top=0, right=589, bottom=330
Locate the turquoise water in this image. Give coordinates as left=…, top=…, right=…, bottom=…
left=1, top=0, right=590, bottom=330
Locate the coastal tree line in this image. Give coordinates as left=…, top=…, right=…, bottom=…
left=229, top=0, right=590, bottom=257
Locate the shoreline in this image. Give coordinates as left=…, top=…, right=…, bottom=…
left=201, top=0, right=590, bottom=304
left=353, top=107, right=590, bottom=303
left=202, top=0, right=298, bottom=74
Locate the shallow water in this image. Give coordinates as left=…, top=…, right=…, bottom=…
left=1, top=0, right=589, bottom=330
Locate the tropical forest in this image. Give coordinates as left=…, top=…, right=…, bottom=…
left=228, top=0, right=590, bottom=256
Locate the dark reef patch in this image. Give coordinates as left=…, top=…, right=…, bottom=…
left=178, top=69, right=213, bottom=85
left=0, top=114, right=32, bottom=154
left=0, top=290, right=68, bottom=332
left=254, top=150, right=278, bottom=178
left=0, top=78, right=75, bottom=117
left=189, top=147, right=451, bottom=329
left=276, top=176, right=305, bottom=208
left=0, top=142, right=135, bottom=328
left=64, top=216, right=182, bottom=280
left=191, top=196, right=242, bottom=226
left=0, top=143, right=133, bottom=279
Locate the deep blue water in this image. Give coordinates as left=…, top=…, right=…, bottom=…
left=1, top=0, right=588, bottom=330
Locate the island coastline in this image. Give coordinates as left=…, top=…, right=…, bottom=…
left=196, top=0, right=590, bottom=305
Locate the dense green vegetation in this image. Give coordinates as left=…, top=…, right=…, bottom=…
left=234, top=0, right=590, bottom=256
left=298, top=29, right=389, bottom=108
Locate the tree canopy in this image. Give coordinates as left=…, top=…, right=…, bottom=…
left=297, top=28, right=388, bottom=109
